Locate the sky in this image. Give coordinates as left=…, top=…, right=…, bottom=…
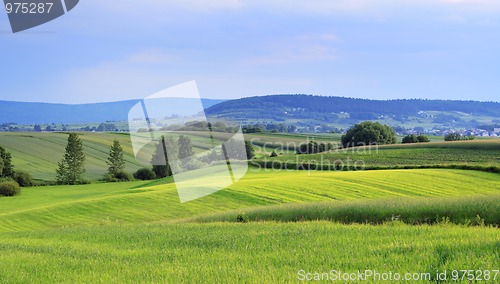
left=0, top=0, right=499, bottom=104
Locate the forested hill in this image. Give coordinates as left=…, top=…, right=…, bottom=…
left=205, top=95, right=499, bottom=121
left=0, top=99, right=225, bottom=124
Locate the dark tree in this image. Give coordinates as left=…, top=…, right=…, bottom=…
left=151, top=136, right=177, bottom=178
left=33, top=124, right=42, bottom=132
left=416, top=135, right=430, bottom=143
left=444, top=132, right=474, bottom=141
left=245, top=141, right=255, bottom=159
left=402, top=134, right=419, bottom=144
left=56, top=133, right=86, bottom=185
left=106, top=140, right=125, bottom=176
left=341, top=121, right=396, bottom=148
left=178, top=135, right=194, bottom=161
left=0, top=145, right=15, bottom=178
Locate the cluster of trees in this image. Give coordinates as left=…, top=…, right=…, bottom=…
left=0, top=145, right=33, bottom=197
left=296, top=141, right=334, bottom=154
left=55, top=134, right=132, bottom=185
left=402, top=134, right=430, bottom=144
left=444, top=132, right=475, bottom=142
left=54, top=132, right=256, bottom=185
left=341, top=121, right=397, bottom=148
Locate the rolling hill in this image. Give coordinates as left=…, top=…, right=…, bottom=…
left=205, top=95, right=500, bottom=130
left=0, top=99, right=225, bottom=125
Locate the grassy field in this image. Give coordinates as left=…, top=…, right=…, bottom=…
left=257, top=140, right=500, bottom=170
left=1, top=169, right=498, bottom=232
left=1, top=132, right=498, bottom=181
left=0, top=222, right=498, bottom=283
left=0, top=132, right=499, bottom=283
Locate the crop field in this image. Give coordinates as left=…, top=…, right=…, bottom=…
left=259, top=140, right=500, bottom=170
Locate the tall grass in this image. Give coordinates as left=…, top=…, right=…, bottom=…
left=192, top=194, right=500, bottom=226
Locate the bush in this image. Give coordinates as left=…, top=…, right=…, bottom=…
left=114, top=170, right=133, bottom=181
left=416, top=135, right=430, bottom=142
left=15, top=171, right=33, bottom=187
left=402, top=134, right=419, bottom=144
left=133, top=168, right=157, bottom=180
left=0, top=181, right=21, bottom=197
left=445, top=132, right=474, bottom=142
left=270, top=151, right=278, bottom=157
left=402, top=134, right=430, bottom=144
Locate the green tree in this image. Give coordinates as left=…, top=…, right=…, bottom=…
left=245, top=141, right=255, bottom=159
left=444, top=132, right=474, bottom=141
left=151, top=136, right=177, bottom=178
left=56, top=133, right=86, bottom=185
left=341, top=121, right=397, bottom=148
left=106, top=140, right=126, bottom=176
left=0, top=145, right=15, bottom=178
left=416, top=135, right=430, bottom=143
left=402, top=134, right=419, bottom=144
left=178, top=135, right=194, bottom=161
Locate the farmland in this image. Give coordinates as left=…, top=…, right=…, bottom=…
left=0, top=131, right=499, bottom=283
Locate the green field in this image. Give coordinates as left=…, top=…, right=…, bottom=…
left=1, top=222, right=499, bottom=283
left=0, top=132, right=499, bottom=282
left=1, top=169, right=499, bottom=232
left=0, top=168, right=499, bottom=282
left=257, top=140, right=500, bottom=171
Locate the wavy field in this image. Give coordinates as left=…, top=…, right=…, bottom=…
left=1, top=169, right=498, bottom=232
left=1, top=222, right=499, bottom=283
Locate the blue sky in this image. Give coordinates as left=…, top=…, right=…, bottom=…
left=1, top=0, right=499, bottom=103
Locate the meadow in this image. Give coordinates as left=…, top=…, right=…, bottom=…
left=0, top=132, right=499, bottom=283
left=0, top=222, right=499, bottom=283
left=1, top=169, right=498, bottom=232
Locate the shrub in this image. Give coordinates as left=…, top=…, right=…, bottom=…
left=270, top=151, right=278, bottom=157
left=444, top=132, right=474, bottom=141
left=134, top=168, right=157, bottom=180
left=114, top=170, right=133, bottom=181
left=15, top=171, right=33, bottom=187
left=402, top=134, right=419, bottom=144
left=0, top=181, right=21, bottom=197
left=416, top=135, right=430, bottom=142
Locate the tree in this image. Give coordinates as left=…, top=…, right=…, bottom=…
left=34, top=124, right=42, bottom=132
left=444, top=132, right=474, bottom=142
left=416, top=135, right=430, bottom=143
left=151, top=136, right=177, bottom=178
left=245, top=141, right=255, bottom=159
left=0, top=145, right=15, bottom=178
left=56, top=133, right=86, bottom=185
left=402, top=134, right=419, bottom=144
left=341, top=121, right=396, bottom=148
left=178, top=135, right=194, bottom=161
left=106, top=140, right=125, bottom=176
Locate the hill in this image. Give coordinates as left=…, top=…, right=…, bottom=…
left=0, top=99, right=225, bottom=125
left=1, top=169, right=498, bottom=232
left=205, top=95, right=500, bottom=130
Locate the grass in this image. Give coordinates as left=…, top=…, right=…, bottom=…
left=0, top=169, right=498, bottom=232
left=0, top=222, right=498, bottom=283
left=191, top=194, right=500, bottom=226
left=0, top=132, right=148, bottom=181
left=258, top=140, right=500, bottom=170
